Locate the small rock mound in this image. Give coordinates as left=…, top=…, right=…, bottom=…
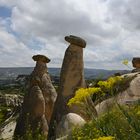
left=56, top=113, right=86, bottom=138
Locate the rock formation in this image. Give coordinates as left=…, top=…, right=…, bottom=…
left=132, top=57, right=140, bottom=72
left=48, top=35, right=87, bottom=140
left=95, top=72, right=140, bottom=116
left=14, top=55, right=57, bottom=138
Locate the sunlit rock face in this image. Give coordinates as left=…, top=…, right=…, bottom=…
left=48, top=35, right=87, bottom=140
left=14, top=55, right=57, bottom=138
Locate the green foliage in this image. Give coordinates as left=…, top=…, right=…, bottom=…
left=14, top=123, right=46, bottom=140
left=16, top=131, right=46, bottom=140
left=0, top=106, right=10, bottom=124
left=70, top=121, right=101, bottom=140
left=71, top=105, right=140, bottom=140
left=0, top=85, right=25, bottom=95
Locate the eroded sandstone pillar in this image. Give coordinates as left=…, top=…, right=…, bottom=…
left=14, top=55, right=57, bottom=138
left=48, top=35, right=86, bottom=140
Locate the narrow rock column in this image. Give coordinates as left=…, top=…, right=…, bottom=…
left=48, top=35, right=86, bottom=140
left=14, top=55, right=57, bottom=138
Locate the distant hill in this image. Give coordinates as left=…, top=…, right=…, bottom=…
left=0, top=67, right=129, bottom=80
left=84, top=68, right=130, bottom=79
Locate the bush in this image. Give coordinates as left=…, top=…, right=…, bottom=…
left=71, top=105, right=140, bottom=140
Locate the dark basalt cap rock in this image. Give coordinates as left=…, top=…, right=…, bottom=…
left=32, top=54, right=50, bottom=63
left=65, top=35, right=86, bottom=48
left=132, top=57, right=140, bottom=68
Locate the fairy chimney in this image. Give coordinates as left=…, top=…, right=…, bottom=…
left=14, top=55, right=57, bottom=138
left=48, top=35, right=87, bottom=140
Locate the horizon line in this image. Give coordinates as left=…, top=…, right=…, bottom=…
left=0, top=66, right=130, bottom=71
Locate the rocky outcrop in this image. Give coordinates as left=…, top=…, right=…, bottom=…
left=0, top=93, right=23, bottom=140
left=48, top=35, right=87, bottom=140
left=0, top=120, right=16, bottom=140
left=96, top=72, right=140, bottom=116
left=14, top=55, right=57, bottom=138
left=132, top=57, right=140, bottom=72
left=0, top=93, right=23, bottom=107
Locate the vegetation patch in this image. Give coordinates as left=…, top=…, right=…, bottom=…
left=70, top=104, right=140, bottom=140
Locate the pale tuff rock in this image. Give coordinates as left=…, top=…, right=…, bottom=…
left=56, top=113, right=86, bottom=138
left=14, top=55, right=57, bottom=138
left=96, top=72, right=140, bottom=116
left=0, top=120, right=16, bottom=140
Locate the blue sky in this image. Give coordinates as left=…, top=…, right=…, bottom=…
left=0, top=6, right=11, bottom=18
left=0, top=0, right=140, bottom=70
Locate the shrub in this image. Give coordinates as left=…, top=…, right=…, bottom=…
left=71, top=105, right=140, bottom=140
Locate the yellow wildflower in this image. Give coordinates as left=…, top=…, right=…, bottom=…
left=93, top=136, right=115, bottom=140
left=68, top=87, right=101, bottom=106
left=122, top=59, right=128, bottom=66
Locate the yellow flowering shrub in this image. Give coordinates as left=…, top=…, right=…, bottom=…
left=98, top=76, right=123, bottom=91
left=122, top=59, right=129, bottom=66
left=68, top=87, right=101, bottom=106
left=68, top=76, right=123, bottom=106
left=93, top=136, right=115, bottom=140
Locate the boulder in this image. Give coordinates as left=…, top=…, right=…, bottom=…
left=56, top=113, right=86, bottom=138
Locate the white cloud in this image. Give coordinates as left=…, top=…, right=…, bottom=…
left=0, top=0, right=17, bottom=7
left=0, top=0, right=139, bottom=70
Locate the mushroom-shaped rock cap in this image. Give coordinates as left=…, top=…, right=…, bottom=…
left=32, top=54, right=50, bottom=63
left=132, top=57, right=140, bottom=68
left=65, top=35, right=86, bottom=48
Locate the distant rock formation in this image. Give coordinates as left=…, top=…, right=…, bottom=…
left=48, top=35, right=87, bottom=140
left=14, top=55, right=57, bottom=138
left=0, top=93, right=23, bottom=107
left=132, top=57, right=140, bottom=72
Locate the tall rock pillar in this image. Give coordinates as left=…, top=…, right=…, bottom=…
left=48, top=35, right=86, bottom=140
left=14, top=55, right=57, bottom=138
